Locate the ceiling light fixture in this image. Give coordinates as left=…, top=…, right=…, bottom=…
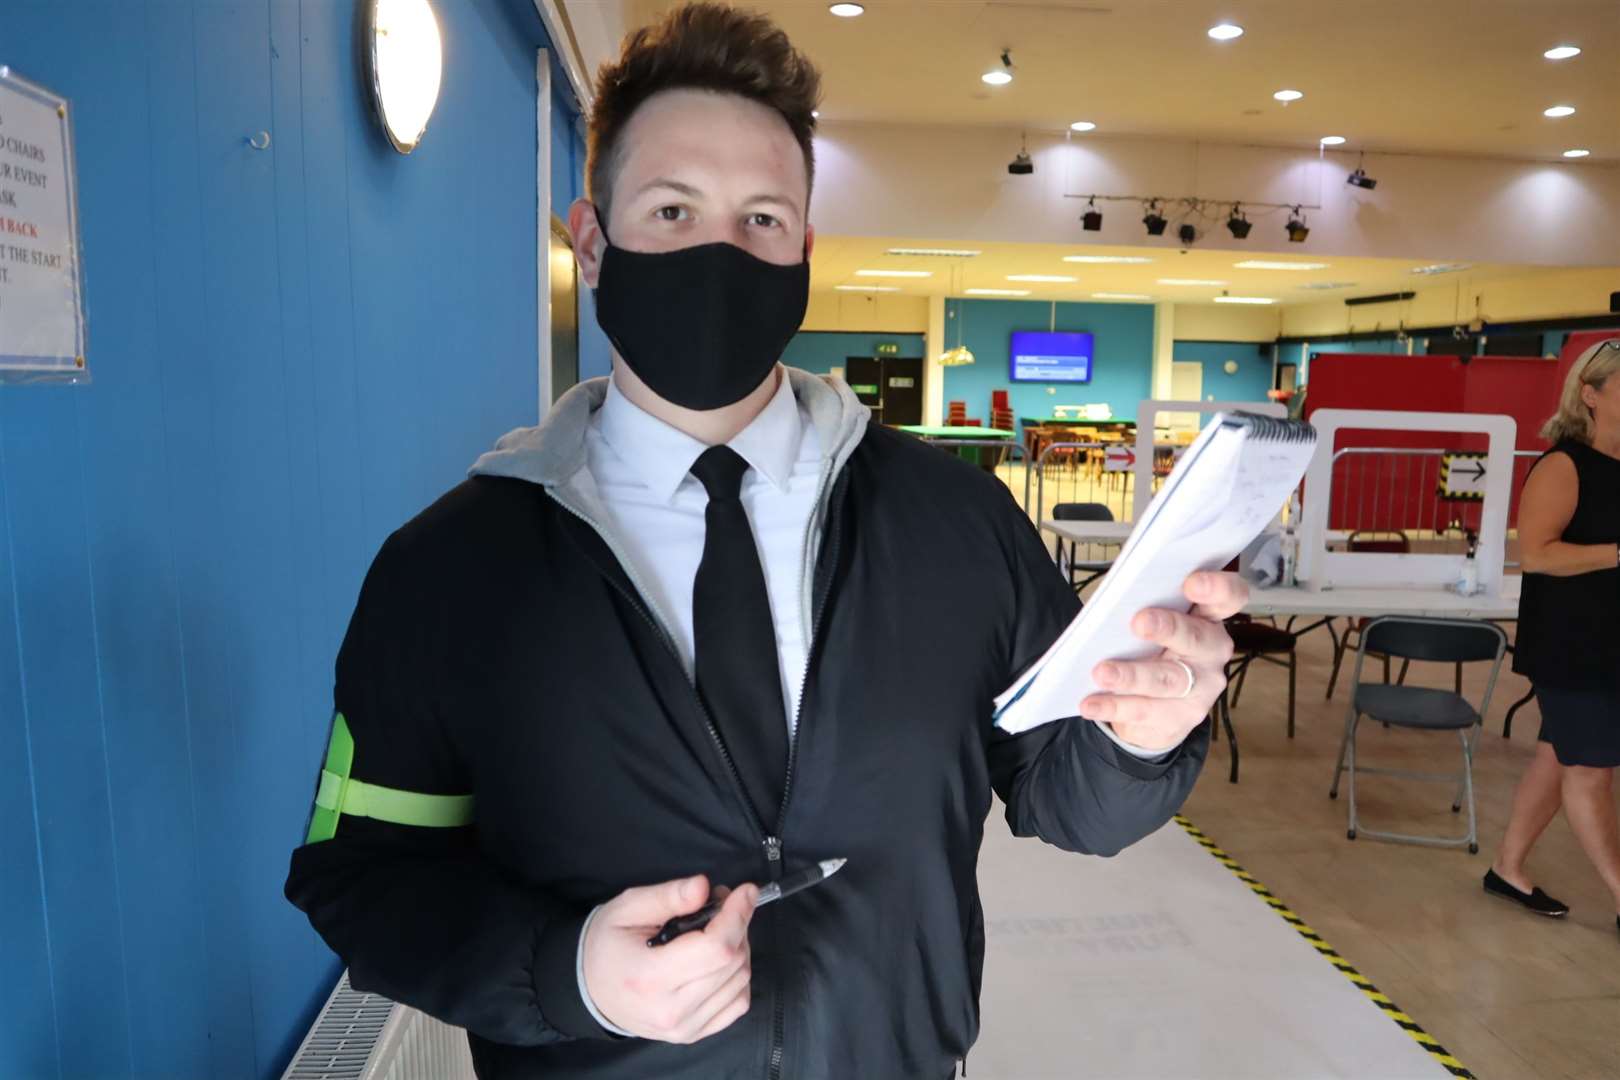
left=1544, top=105, right=1576, bottom=118
left=1064, top=255, right=1154, bottom=264
left=836, top=285, right=900, bottom=292
left=966, top=288, right=1032, bottom=296
left=1070, top=121, right=1097, bottom=132
left=1226, top=204, right=1252, bottom=239
left=1273, top=89, right=1303, bottom=103
left=1563, top=148, right=1590, bottom=158
left=829, top=3, right=865, bottom=16
left=1207, top=23, right=1244, bottom=41
left=1543, top=45, right=1581, bottom=60
left=1007, top=275, right=1077, bottom=283
left=1298, top=281, right=1359, bottom=290
left=1235, top=260, right=1329, bottom=270
left=1346, top=150, right=1377, bottom=189
left=856, top=269, right=932, bottom=278
left=1320, top=135, right=1346, bottom=146
left=1410, top=263, right=1471, bottom=276
left=886, top=248, right=982, bottom=257
left=1081, top=196, right=1103, bottom=231
left=1285, top=207, right=1310, bottom=243
left=1008, top=131, right=1034, bottom=175
left=1214, top=296, right=1277, bottom=305
left=1142, top=200, right=1168, bottom=236
left=1158, top=278, right=1228, bottom=286
left=983, top=49, right=1014, bottom=86
left=1092, top=292, right=1153, bottom=301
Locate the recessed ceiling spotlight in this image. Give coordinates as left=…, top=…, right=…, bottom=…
left=1007, top=275, right=1078, bottom=283
left=1070, top=121, right=1097, bottom=132
left=829, top=3, right=865, bottom=16
left=1235, top=260, right=1329, bottom=270
left=836, top=285, right=899, bottom=292
left=966, top=288, right=1031, bottom=296
left=1543, top=45, right=1581, bottom=60
left=1207, top=23, right=1244, bottom=41
left=1214, top=296, right=1276, bottom=305
left=1273, top=89, right=1303, bottom=103
left=1158, top=279, right=1228, bottom=286
left=1544, top=105, right=1576, bottom=118
left=812, top=110, right=821, bottom=119
left=856, top=269, right=932, bottom=278
left=1064, top=255, right=1154, bottom=264
left=886, top=248, right=982, bottom=257
left=1319, top=135, right=1346, bottom=146
left=1092, top=292, right=1153, bottom=301
left=1563, top=148, right=1590, bottom=158
left=983, top=49, right=1014, bottom=86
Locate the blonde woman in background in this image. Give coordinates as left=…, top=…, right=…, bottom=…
left=1485, top=339, right=1620, bottom=939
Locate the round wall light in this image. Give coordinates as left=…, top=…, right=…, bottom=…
left=1223, top=360, right=1239, bottom=374
left=365, top=0, right=444, bottom=154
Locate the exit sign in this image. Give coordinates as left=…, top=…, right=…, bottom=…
left=875, top=342, right=900, bottom=355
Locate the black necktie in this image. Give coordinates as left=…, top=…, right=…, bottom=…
left=690, top=445, right=788, bottom=826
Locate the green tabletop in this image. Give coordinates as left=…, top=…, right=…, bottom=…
left=1020, top=417, right=1135, bottom=427
left=898, top=425, right=1016, bottom=439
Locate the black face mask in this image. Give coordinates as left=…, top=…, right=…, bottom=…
left=591, top=214, right=810, bottom=411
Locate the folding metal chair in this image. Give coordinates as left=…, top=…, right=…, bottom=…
left=1051, top=502, right=1115, bottom=595
left=1328, top=616, right=1508, bottom=852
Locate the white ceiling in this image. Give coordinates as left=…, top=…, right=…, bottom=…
left=807, top=234, right=1529, bottom=305
left=623, top=0, right=1618, bottom=162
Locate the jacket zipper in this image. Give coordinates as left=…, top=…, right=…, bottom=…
left=552, top=465, right=849, bottom=1080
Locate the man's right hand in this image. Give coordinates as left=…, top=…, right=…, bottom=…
left=582, top=874, right=758, bottom=1043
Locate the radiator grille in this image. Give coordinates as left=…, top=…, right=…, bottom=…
left=282, top=970, right=475, bottom=1080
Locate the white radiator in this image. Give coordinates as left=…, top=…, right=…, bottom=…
left=281, top=969, right=476, bottom=1080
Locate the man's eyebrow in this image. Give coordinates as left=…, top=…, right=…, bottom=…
left=634, top=177, right=704, bottom=199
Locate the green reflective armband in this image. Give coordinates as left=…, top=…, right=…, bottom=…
left=304, top=712, right=475, bottom=843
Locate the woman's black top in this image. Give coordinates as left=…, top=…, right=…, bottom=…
left=1513, top=438, right=1620, bottom=691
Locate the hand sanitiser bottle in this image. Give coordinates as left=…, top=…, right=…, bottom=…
left=1455, top=534, right=1480, bottom=596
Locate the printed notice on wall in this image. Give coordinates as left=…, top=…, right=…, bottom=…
left=0, top=66, right=86, bottom=381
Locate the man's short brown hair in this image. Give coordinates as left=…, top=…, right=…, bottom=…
left=586, top=3, right=822, bottom=227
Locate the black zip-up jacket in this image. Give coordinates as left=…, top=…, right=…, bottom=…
left=284, top=369, right=1209, bottom=1079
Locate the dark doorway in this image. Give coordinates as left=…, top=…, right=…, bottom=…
left=844, top=356, right=923, bottom=426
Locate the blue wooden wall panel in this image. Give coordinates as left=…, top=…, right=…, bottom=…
left=0, top=1, right=566, bottom=1076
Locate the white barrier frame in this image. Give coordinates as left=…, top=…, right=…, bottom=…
left=1296, top=409, right=1517, bottom=593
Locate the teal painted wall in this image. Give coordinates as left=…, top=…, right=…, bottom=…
left=940, top=299, right=1156, bottom=427
left=782, top=331, right=926, bottom=376
left=1171, top=340, right=1275, bottom=404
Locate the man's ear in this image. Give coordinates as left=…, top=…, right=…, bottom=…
left=568, top=198, right=607, bottom=289
left=804, top=222, right=816, bottom=261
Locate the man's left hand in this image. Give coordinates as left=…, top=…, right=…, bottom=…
left=1078, top=571, right=1249, bottom=753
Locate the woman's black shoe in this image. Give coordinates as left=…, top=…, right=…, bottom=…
left=1482, top=869, right=1569, bottom=916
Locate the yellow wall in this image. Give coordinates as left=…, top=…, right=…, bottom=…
left=803, top=291, right=930, bottom=332
left=1172, top=303, right=1282, bottom=342
left=1280, top=266, right=1620, bottom=337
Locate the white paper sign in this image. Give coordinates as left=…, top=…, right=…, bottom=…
left=0, top=67, right=86, bottom=375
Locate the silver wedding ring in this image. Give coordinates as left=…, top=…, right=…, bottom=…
left=1170, top=658, right=1197, bottom=699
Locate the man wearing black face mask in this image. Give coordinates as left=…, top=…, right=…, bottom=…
left=285, top=5, right=1248, bottom=1078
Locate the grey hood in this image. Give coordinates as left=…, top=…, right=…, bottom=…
left=469, top=366, right=871, bottom=491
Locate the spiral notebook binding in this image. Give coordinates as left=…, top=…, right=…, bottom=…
left=1224, top=410, right=1318, bottom=444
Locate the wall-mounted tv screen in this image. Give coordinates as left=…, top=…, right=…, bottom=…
left=1010, top=331, right=1094, bottom=383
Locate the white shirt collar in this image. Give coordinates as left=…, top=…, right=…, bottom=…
left=595, top=367, right=802, bottom=504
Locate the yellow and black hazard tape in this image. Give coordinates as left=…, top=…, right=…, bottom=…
left=1173, top=815, right=1475, bottom=1080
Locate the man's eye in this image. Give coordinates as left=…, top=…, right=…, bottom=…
left=750, top=213, right=781, bottom=228
left=655, top=206, right=688, bottom=222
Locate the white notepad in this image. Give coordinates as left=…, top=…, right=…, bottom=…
left=994, top=412, right=1318, bottom=734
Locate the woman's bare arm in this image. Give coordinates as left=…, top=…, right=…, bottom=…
left=1517, top=452, right=1619, bottom=576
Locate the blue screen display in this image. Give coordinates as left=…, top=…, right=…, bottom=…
left=1010, top=331, right=1094, bottom=382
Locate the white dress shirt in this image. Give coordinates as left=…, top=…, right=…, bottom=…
left=583, top=368, right=822, bottom=730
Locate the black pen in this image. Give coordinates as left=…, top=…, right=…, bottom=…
left=647, top=858, right=848, bottom=947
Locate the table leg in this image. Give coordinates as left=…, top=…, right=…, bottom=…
left=1501, top=685, right=1536, bottom=739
